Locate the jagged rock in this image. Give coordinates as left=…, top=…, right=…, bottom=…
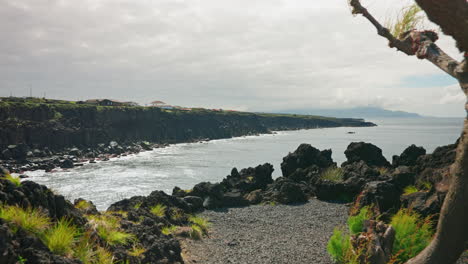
left=350, top=220, right=395, bottom=264
left=392, top=145, right=426, bottom=167
left=391, top=166, right=415, bottom=189
left=400, top=191, right=445, bottom=217
left=221, top=164, right=274, bottom=193
left=355, top=181, right=401, bottom=215
left=244, top=189, right=263, bottom=204
left=69, top=148, right=81, bottom=156
left=60, top=159, right=74, bottom=169
left=1, top=149, right=12, bottom=160
left=342, top=161, right=382, bottom=182
left=343, top=142, right=390, bottom=167
left=182, top=196, right=204, bottom=211
left=191, top=182, right=224, bottom=201
left=281, top=144, right=335, bottom=177
left=222, top=191, right=249, bottom=207
left=263, top=178, right=308, bottom=204
left=73, top=198, right=99, bottom=215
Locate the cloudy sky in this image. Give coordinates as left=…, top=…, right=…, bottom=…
left=0, top=0, right=465, bottom=117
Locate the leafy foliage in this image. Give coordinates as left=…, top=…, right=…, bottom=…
left=390, top=209, right=433, bottom=263
left=348, top=206, right=372, bottom=235
left=327, top=227, right=351, bottom=263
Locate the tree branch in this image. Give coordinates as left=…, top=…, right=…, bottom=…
left=348, top=0, right=461, bottom=79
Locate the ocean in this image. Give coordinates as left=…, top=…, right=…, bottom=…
left=23, top=117, right=463, bottom=210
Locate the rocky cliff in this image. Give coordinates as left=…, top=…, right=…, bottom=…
left=0, top=102, right=374, bottom=150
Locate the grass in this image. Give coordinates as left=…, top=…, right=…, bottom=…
left=390, top=209, right=433, bottom=263
left=386, top=3, right=424, bottom=38
left=403, top=185, right=419, bottom=195
left=95, top=247, right=115, bottom=264
left=188, top=215, right=211, bottom=234
left=150, top=204, right=167, bottom=218
left=347, top=206, right=372, bottom=235
left=320, top=167, right=344, bottom=182
left=43, top=218, right=79, bottom=255
left=128, top=244, right=146, bottom=257
left=3, top=174, right=21, bottom=187
left=170, top=208, right=185, bottom=221
left=73, top=233, right=96, bottom=264
left=190, top=225, right=203, bottom=240
left=0, top=204, right=50, bottom=234
left=88, top=214, right=135, bottom=246
left=133, top=202, right=142, bottom=210
left=161, top=225, right=178, bottom=236
left=75, top=200, right=92, bottom=210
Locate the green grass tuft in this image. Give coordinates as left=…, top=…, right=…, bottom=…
left=88, top=214, right=135, bottom=246
left=128, top=244, right=146, bottom=257
left=320, top=167, right=344, bottom=182
left=347, top=206, right=372, bottom=235
left=4, top=174, right=21, bottom=187
left=95, top=247, right=115, bottom=264
left=387, top=4, right=424, bottom=38
left=0, top=204, right=50, bottom=234
left=133, top=202, right=142, bottom=210
left=73, top=233, right=96, bottom=264
left=188, top=215, right=211, bottom=234
left=161, top=225, right=178, bottom=236
left=390, top=209, right=433, bottom=263
left=75, top=200, right=92, bottom=210
left=403, top=185, right=419, bottom=195
left=190, top=225, right=203, bottom=240
left=43, top=218, right=79, bottom=255
left=150, top=204, right=167, bottom=218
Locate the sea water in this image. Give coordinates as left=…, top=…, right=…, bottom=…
left=23, top=117, right=463, bottom=210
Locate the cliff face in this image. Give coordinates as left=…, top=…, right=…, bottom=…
left=0, top=103, right=374, bottom=150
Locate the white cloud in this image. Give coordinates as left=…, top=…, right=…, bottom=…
left=0, top=0, right=464, bottom=116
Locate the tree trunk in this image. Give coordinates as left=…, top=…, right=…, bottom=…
left=407, top=82, right=468, bottom=264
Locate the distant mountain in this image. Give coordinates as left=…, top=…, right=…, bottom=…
left=277, top=107, right=422, bottom=119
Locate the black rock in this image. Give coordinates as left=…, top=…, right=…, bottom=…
left=343, top=142, right=390, bottom=167
left=281, top=144, right=335, bottom=177
left=60, top=159, right=74, bottom=169
left=392, top=145, right=426, bottom=167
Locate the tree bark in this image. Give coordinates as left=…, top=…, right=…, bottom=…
left=407, top=98, right=468, bottom=263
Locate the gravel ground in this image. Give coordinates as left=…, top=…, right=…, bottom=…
left=182, top=199, right=348, bottom=264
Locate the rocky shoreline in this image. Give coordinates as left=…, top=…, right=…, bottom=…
left=0, top=138, right=463, bottom=263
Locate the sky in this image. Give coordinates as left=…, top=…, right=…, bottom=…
left=0, top=0, right=465, bottom=117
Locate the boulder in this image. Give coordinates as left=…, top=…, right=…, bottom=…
left=244, top=189, right=263, bottom=204
left=222, top=191, right=250, bottom=207
left=392, top=145, right=426, bottom=167
left=281, top=144, right=335, bottom=177
left=182, top=196, right=204, bottom=211
left=263, top=178, right=308, bottom=204
left=221, top=164, right=274, bottom=193
left=1, top=149, right=12, bottom=160
left=400, top=191, right=444, bottom=217
left=343, top=142, right=390, bottom=167
left=356, top=181, right=401, bottom=215
left=69, top=148, right=82, bottom=157
left=60, top=159, right=74, bottom=169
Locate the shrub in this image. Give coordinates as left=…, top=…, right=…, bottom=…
left=403, top=185, right=419, bottom=195
left=327, top=227, right=351, bottom=263
left=390, top=209, right=433, bottom=263
left=188, top=215, right=210, bottom=234
left=150, top=204, right=167, bottom=218
left=348, top=206, right=372, bottom=235
left=43, top=218, right=79, bottom=255
left=4, top=174, right=21, bottom=187
left=0, top=204, right=50, bottom=234
left=320, top=167, right=344, bottom=182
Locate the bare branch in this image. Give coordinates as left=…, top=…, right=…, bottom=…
left=348, top=0, right=461, bottom=79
